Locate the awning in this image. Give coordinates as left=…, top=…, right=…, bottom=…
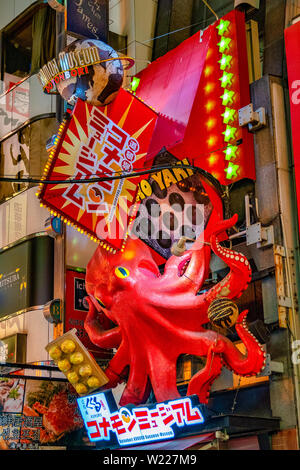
left=122, top=433, right=215, bottom=451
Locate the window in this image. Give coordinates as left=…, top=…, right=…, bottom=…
left=1, top=2, right=56, bottom=86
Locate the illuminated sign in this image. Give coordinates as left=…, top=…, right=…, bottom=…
left=136, top=10, right=255, bottom=185
left=37, top=88, right=158, bottom=252
left=172, top=10, right=255, bottom=184
left=38, top=45, right=102, bottom=93
left=77, top=390, right=205, bottom=449
left=132, top=150, right=222, bottom=261
left=0, top=333, right=26, bottom=363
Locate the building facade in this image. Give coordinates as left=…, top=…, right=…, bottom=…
left=0, top=0, right=300, bottom=451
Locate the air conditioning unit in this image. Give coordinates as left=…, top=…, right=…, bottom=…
left=234, top=0, right=260, bottom=9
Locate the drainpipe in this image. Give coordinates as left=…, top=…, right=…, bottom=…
left=271, top=79, right=300, bottom=445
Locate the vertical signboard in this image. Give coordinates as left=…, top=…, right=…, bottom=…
left=285, top=21, right=300, bottom=235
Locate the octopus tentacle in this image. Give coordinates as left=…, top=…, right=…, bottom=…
left=187, top=346, right=223, bottom=403
left=148, top=352, right=180, bottom=403
left=103, top=341, right=130, bottom=389
left=120, top=360, right=151, bottom=406
left=204, top=215, right=252, bottom=305
left=84, top=297, right=122, bottom=349
left=221, top=310, right=266, bottom=376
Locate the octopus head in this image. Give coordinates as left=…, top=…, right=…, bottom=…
left=85, top=237, right=161, bottom=312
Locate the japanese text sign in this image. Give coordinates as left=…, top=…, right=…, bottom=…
left=77, top=390, right=205, bottom=448
left=38, top=88, right=158, bottom=251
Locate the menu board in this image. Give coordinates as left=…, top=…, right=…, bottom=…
left=0, top=377, right=92, bottom=450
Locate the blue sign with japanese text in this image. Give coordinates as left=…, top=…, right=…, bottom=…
left=77, top=390, right=206, bottom=449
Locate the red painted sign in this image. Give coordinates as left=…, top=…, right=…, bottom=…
left=38, top=88, right=158, bottom=251
left=285, top=21, right=300, bottom=234
left=135, top=26, right=212, bottom=157
left=136, top=10, right=255, bottom=185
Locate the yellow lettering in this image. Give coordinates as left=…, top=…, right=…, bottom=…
left=139, top=180, right=152, bottom=198
left=151, top=172, right=165, bottom=190
left=172, top=164, right=189, bottom=182
left=162, top=169, right=177, bottom=188
left=181, top=158, right=194, bottom=176
left=76, top=51, right=85, bottom=66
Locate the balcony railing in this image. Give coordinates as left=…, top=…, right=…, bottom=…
left=0, top=73, right=56, bottom=140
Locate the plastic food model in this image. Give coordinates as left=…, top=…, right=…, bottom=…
left=84, top=190, right=267, bottom=406
left=46, top=329, right=108, bottom=396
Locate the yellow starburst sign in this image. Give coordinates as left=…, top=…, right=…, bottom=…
left=37, top=89, right=158, bottom=252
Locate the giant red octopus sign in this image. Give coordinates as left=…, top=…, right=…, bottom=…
left=38, top=12, right=264, bottom=408
left=83, top=180, right=266, bottom=406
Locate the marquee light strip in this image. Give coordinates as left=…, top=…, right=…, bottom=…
left=217, top=19, right=240, bottom=180
left=35, top=117, right=112, bottom=249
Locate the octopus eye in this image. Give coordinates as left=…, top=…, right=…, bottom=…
left=115, top=266, right=130, bottom=278
left=96, top=297, right=106, bottom=309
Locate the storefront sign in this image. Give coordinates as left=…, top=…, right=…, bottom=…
left=38, top=88, right=158, bottom=251
left=38, top=45, right=101, bottom=93
left=43, top=299, right=62, bottom=324
left=0, top=334, right=27, bottom=363
left=0, top=236, right=54, bottom=319
left=136, top=10, right=255, bottom=185
left=0, top=378, right=86, bottom=450
left=132, top=150, right=222, bottom=261
left=136, top=26, right=211, bottom=159
left=0, top=73, right=30, bottom=138
left=66, top=0, right=108, bottom=43
left=0, top=188, right=50, bottom=250
left=77, top=390, right=205, bottom=449
left=285, top=21, right=300, bottom=234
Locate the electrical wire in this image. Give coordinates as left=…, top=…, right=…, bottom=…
left=201, top=0, right=219, bottom=21
left=0, top=139, right=243, bottom=185
left=116, top=16, right=217, bottom=55
left=0, top=163, right=214, bottom=185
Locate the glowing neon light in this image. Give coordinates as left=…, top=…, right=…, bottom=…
left=205, top=100, right=216, bottom=112
left=217, top=20, right=231, bottom=36
left=207, top=135, right=217, bottom=147
left=221, top=89, right=235, bottom=106
left=77, top=390, right=205, bottom=448
left=219, top=54, right=232, bottom=71
left=222, top=107, right=236, bottom=124
left=206, top=117, right=216, bottom=130
left=131, top=77, right=140, bottom=92
left=218, top=37, right=232, bottom=53
left=225, top=162, right=239, bottom=179
left=204, top=65, right=214, bottom=77
left=219, top=72, right=233, bottom=88
left=224, top=145, right=238, bottom=160
left=204, top=82, right=215, bottom=94
left=223, top=125, right=237, bottom=142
